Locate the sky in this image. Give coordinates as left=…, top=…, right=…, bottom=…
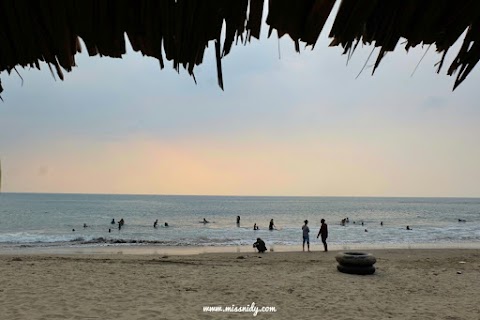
left=1, top=6, right=480, bottom=197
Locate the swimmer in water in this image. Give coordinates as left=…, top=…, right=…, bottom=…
left=203, top=218, right=209, bottom=224
left=154, top=219, right=158, bottom=228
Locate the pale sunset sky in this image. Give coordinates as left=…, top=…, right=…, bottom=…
left=1, top=7, right=479, bottom=197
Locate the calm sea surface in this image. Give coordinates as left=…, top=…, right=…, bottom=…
left=0, top=193, right=479, bottom=250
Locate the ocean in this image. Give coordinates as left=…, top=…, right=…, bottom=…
left=0, top=193, right=479, bottom=252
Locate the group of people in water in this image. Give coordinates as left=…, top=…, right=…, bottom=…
left=153, top=219, right=169, bottom=228
left=341, top=217, right=414, bottom=231
left=74, top=213, right=469, bottom=254
left=246, top=218, right=276, bottom=231
left=110, top=218, right=125, bottom=230
left=76, top=218, right=169, bottom=233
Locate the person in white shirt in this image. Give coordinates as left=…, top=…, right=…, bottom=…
left=302, top=220, right=310, bottom=252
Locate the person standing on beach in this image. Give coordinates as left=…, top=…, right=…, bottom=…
left=317, top=219, right=328, bottom=252
left=302, top=220, right=310, bottom=252
left=236, top=216, right=240, bottom=225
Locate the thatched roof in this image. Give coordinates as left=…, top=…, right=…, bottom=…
left=1, top=0, right=479, bottom=98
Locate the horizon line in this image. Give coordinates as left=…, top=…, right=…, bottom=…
left=1, top=191, right=479, bottom=199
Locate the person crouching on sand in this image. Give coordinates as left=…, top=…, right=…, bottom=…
left=253, top=238, right=267, bottom=253
left=317, top=219, right=328, bottom=252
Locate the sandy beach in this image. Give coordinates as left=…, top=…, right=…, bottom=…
left=1, top=248, right=479, bottom=320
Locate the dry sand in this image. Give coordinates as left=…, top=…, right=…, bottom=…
left=1, top=249, right=479, bottom=320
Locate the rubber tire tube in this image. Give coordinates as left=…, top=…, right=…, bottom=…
left=335, top=252, right=376, bottom=267
left=337, top=264, right=376, bottom=275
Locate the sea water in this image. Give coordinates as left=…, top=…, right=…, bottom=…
left=0, top=193, right=479, bottom=250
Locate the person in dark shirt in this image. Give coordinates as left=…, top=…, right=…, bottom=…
left=269, top=219, right=275, bottom=230
left=317, top=219, right=328, bottom=252
left=253, top=238, right=267, bottom=253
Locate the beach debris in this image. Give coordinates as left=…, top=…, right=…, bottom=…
left=237, top=255, right=246, bottom=259
left=457, top=271, right=463, bottom=274
left=11, top=257, right=23, bottom=262
left=458, top=261, right=467, bottom=264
